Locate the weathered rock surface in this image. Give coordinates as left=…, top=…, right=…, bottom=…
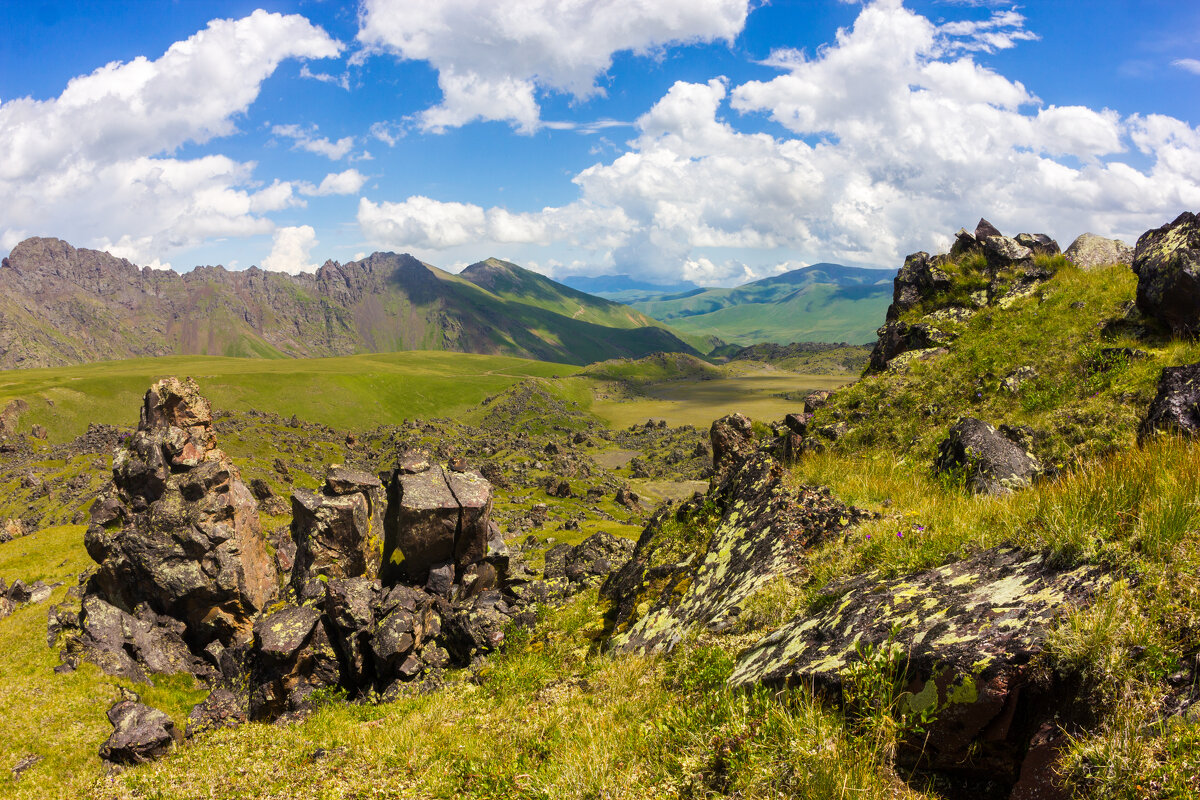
left=185, top=687, right=247, bottom=738
left=99, top=700, right=181, bottom=765
left=605, top=447, right=872, bottom=653
left=1132, top=211, right=1200, bottom=336
left=291, top=465, right=386, bottom=588
left=935, top=418, right=1040, bottom=495
left=543, top=531, right=635, bottom=593
left=1139, top=362, right=1200, bottom=440
left=57, top=378, right=277, bottom=679
left=731, top=548, right=1107, bottom=798
left=1064, top=232, right=1132, bottom=269
left=709, top=413, right=756, bottom=481
left=383, top=458, right=493, bottom=585
left=248, top=604, right=340, bottom=721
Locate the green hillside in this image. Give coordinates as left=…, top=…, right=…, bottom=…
left=632, top=263, right=895, bottom=345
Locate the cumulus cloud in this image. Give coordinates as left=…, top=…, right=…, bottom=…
left=356, top=0, right=751, bottom=132
left=261, top=225, right=320, bottom=273
left=0, top=11, right=340, bottom=265
left=297, top=168, right=368, bottom=196
left=358, top=0, right=1200, bottom=284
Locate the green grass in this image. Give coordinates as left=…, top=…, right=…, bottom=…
left=0, top=351, right=580, bottom=442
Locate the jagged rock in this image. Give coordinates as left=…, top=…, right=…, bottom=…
left=99, top=700, right=181, bottom=765
left=80, top=378, right=276, bottom=656
left=1064, top=233, right=1133, bottom=269
left=185, top=688, right=247, bottom=738
left=615, top=487, right=641, bottom=509
left=730, top=548, right=1108, bottom=796
left=249, top=478, right=274, bottom=501
left=803, top=390, right=832, bottom=414
left=1132, top=211, right=1200, bottom=336
left=710, top=413, right=755, bottom=479
left=442, top=590, right=512, bottom=662
left=975, top=218, right=1003, bottom=240
left=543, top=531, right=634, bottom=590
left=869, top=320, right=953, bottom=372
left=1014, top=232, right=1060, bottom=257
left=936, top=418, right=1040, bottom=495
left=7, top=579, right=51, bottom=605
left=383, top=460, right=493, bottom=585
left=1139, top=363, right=1200, bottom=440
left=981, top=235, right=1034, bottom=269
left=888, top=251, right=952, bottom=319
left=605, top=450, right=873, bottom=653
left=248, top=604, right=340, bottom=721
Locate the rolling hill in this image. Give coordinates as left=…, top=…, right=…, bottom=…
left=630, top=262, right=896, bottom=345
left=0, top=239, right=701, bottom=369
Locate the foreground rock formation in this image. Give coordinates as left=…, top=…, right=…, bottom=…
left=1132, top=211, right=1200, bottom=336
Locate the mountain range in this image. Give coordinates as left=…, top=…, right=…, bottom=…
left=0, top=238, right=704, bottom=369
left=628, top=263, right=897, bottom=345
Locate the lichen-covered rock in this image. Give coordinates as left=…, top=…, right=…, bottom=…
left=604, top=450, right=873, bottom=654
left=1139, top=363, right=1200, bottom=440
left=935, top=418, right=1040, bottom=495
left=1132, top=211, right=1200, bottom=336
left=99, top=700, right=181, bottom=765
left=869, top=320, right=953, bottom=372
left=383, top=458, right=493, bottom=585
left=185, top=688, right=247, bottom=738
left=248, top=604, right=340, bottom=721
left=543, top=531, right=634, bottom=592
left=1064, top=232, right=1132, bottom=269
left=80, top=378, right=277, bottom=655
left=291, top=465, right=387, bottom=587
left=889, top=251, right=952, bottom=319
left=1014, top=233, right=1060, bottom=257
left=730, top=548, right=1107, bottom=795
left=709, top=413, right=755, bottom=480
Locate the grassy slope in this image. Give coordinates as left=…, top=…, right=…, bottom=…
left=0, top=351, right=579, bottom=442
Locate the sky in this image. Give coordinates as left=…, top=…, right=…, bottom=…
left=0, top=0, right=1198, bottom=286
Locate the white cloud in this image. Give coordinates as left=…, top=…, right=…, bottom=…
left=299, top=64, right=350, bottom=89
left=370, top=121, right=403, bottom=146
left=272, top=124, right=355, bottom=160
left=261, top=225, right=319, bottom=273
left=356, top=0, right=751, bottom=132
left=1173, top=58, right=1200, bottom=75
left=0, top=10, right=340, bottom=265
left=297, top=168, right=368, bottom=196
left=358, top=0, right=1200, bottom=284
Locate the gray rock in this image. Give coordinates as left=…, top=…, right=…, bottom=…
left=1132, top=211, right=1200, bottom=336
left=185, top=688, right=247, bottom=738
left=1014, top=232, right=1060, bottom=257
left=1140, top=363, right=1200, bottom=441
left=710, top=413, right=755, bottom=479
left=99, top=700, right=181, bottom=765
left=1064, top=232, right=1133, bottom=269
left=935, top=418, right=1040, bottom=494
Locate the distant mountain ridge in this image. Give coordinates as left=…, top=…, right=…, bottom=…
left=0, top=238, right=701, bottom=369
left=631, top=262, right=897, bottom=346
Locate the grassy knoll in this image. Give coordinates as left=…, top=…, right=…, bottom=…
left=0, top=351, right=579, bottom=442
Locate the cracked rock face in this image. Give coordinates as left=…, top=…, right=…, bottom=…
left=1132, top=211, right=1200, bottom=336
left=63, top=378, right=277, bottom=679
left=290, top=465, right=387, bottom=588
left=730, top=548, right=1107, bottom=796
left=1139, top=362, right=1200, bottom=440
left=383, top=457, right=494, bottom=585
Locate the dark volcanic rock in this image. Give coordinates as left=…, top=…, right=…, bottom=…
left=730, top=548, right=1108, bottom=797
left=1014, top=232, right=1060, bottom=257
left=99, top=700, right=181, bottom=765
left=543, top=531, right=635, bottom=590
left=186, top=688, right=248, bottom=738
left=710, top=413, right=755, bottom=480
left=935, top=418, right=1040, bottom=495
left=889, top=251, right=952, bottom=319
left=291, top=491, right=374, bottom=586
left=1139, top=363, right=1200, bottom=440
left=1132, top=211, right=1200, bottom=336
left=248, top=604, right=340, bottom=721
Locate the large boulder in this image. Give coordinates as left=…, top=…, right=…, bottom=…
left=1139, top=363, right=1200, bottom=440
left=730, top=548, right=1107, bottom=798
left=889, top=251, right=952, bottom=318
left=383, top=457, right=493, bottom=585
left=290, top=466, right=385, bottom=588
left=99, top=700, right=181, bottom=765
left=605, top=450, right=873, bottom=653
left=1132, top=211, right=1200, bottom=336
left=248, top=604, right=340, bottom=721
left=1064, top=233, right=1132, bottom=269
left=82, top=378, right=277, bottom=651
left=935, top=418, right=1040, bottom=495
left=709, top=413, right=755, bottom=480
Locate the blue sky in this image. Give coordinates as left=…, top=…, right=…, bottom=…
left=1, top=0, right=1197, bottom=285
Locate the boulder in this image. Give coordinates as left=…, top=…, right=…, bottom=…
left=1064, top=233, right=1133, bottom=269
left=1139, top=363, right=1200, bottom=440
left=1132, top=211, right=1200, bottom=336
left=605, top=450, right=873, bottom=653
left=868, top=320, right=953, bottom=373
left=543, top=531, right=634, bottom=591
left=383, top=459, right=494, bottom=585
left=291, top=491, right=372, bottom=584
left=1014, top=233, right=1060, bottom=257
left=889, top=252, right=952, bottom=318
left=710, top=413, right=756, bottom=479
left=981, top=235, right=1034, bottom=269
left=248, top=604, right=340, bottom=721
left=935, top=418, right=1040, bottom=495
left=975, top=218, right=1003, bottom=240
left=81, top=378, right=277, bottom=653
left=803, top=390, right=832, bottom=414
left=99, top=700, right=181, bottom=765
left=185, top=688, right=247, bottom=738
left=731, top=549, right=1106, bottom=796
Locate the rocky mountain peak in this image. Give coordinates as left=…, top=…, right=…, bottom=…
left=1, top=236, right=145, bottom=296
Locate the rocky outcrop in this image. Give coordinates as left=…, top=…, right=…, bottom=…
left=81, top=378, right=277, bottom=648
left=383, top=458, right=493, bottom=586
left=99, top=699, right=182, bottom=765
left=869, top=220, right=1059, bottom=373
left=730, top=548, right=1107, bottom=799
left=1139, top=363, right=1200, bottom=440
left=604, top=444, right=873, bottom=653
left=1132, top=211, right=1200, bottom=336
left=709, top=413, right=756, bottom=481
left=1064, top=233, right=1132, bottom=269
left=290, top=465, right=386, bottom=588
left=543, top=532, right=635, bottom=593
left=935, top=418, right=1040, bottom=495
